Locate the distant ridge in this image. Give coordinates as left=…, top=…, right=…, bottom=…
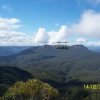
left=70, top=45, right=87, bottom=49
left=0, top=46, right=29, bottom=56
left=29, top=45, right=56, bottom=49
left=0, top=45, right=100, bottom=83
left=0, top=44, right=99, bottom=67
left=28, top=44, right=87, bottom=50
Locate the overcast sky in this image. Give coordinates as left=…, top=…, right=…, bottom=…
left=0, top=0, right=100, bottom=46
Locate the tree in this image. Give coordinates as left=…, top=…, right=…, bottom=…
left=1, top=79, right=58, bottom=100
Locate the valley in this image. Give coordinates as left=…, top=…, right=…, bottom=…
left=0, top=45, right=100, bottom=100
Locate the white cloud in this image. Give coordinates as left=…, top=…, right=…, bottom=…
left=0, top=18, right=21, bottom=30
left=2, top=5, right=14, bottom=11
left=1, top=9, right=100, bottom=46
left=0, top=18, right=20, bottom=24
left=0, top=17, right=34, bottom=46
left=49, top=25, right=69, bottom=43
left=34, top=28, right=49, bottom=43
left=33, top=10, right=100, bottom=46
left=76, top=38, right=86, bottom=43
left=71, top=10, right=100, bottom=39
left=0, top=30, right=34, bottom=46
left=33, top=25, right=69, bottom=45
left=86, top=41, right=100, bottom=46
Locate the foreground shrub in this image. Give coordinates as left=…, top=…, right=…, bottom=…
left=1, top=79, right=58, bottom=100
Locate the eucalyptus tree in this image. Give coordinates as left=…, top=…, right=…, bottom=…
left=1, top=79, right=58, bottom=100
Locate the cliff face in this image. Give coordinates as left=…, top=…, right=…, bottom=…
left=29, top=45, right=87, bottom=50
left=70, top=45, right=87, bottom=49
left=29, top=45, right=55, bottom=49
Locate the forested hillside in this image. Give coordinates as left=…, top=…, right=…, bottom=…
left=0, top=66, right=33, bottom=96
left=1, top=66, right=100, bottom=100
left=0, top=45, right=100, bottom=100
left=0, top=45, right=100, bottom=82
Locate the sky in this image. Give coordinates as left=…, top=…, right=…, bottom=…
left=0, top=0, right=100, bottom=46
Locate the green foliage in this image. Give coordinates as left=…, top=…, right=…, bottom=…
left=82, top=90, right=100, bottom=100
left=23, top=67, right=66, bottom=83
left=0, top=66, right=33, bottom=97
left=1, top=79, right=58, bottom=100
